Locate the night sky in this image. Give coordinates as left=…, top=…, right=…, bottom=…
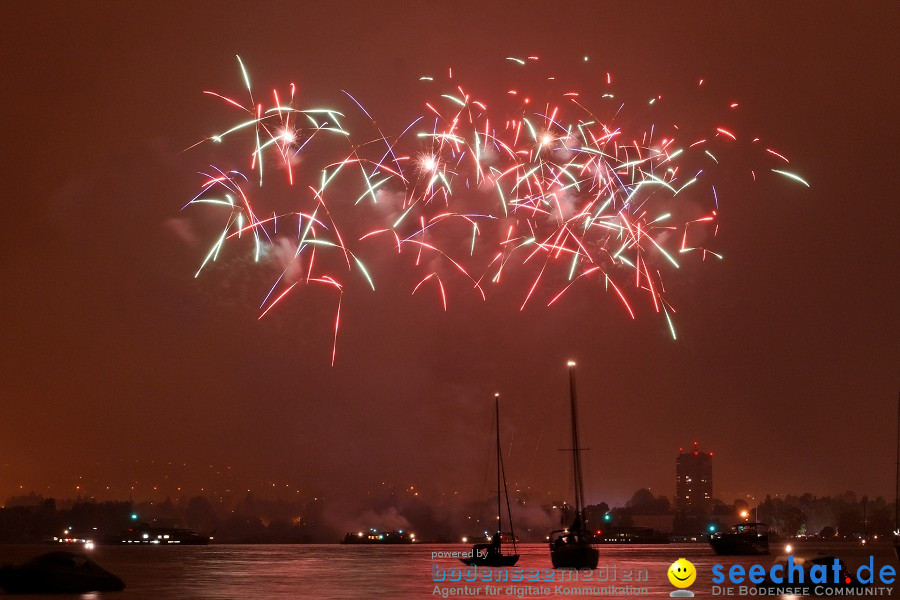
left=2, top=1, right=898, bottom=510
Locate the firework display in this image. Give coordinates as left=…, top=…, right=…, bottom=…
left=184, top=56, right=808, bottom=362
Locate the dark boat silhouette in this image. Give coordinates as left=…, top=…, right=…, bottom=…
left=549, top=361, right=599, bottom=569
left=593, top=526, right=670, bottom=544
left=460, top=393, right=519, bottom=567
left=104, top=523, right=209, bottom=545
left=709, top=522, right=770, bottom=555
left=341, top=530, right=413, bottom=544
left=0, top=551, right=125, bottom=594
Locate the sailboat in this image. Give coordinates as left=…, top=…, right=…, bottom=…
left=460, top=393, right=520, bottom=567
left=549, top=361, right=599, bottom=569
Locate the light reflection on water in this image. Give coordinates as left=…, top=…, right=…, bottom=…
left=0, top=542, right=894, bottom=599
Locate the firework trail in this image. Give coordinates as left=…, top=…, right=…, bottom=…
left=183, top=55, right=808, bottom=362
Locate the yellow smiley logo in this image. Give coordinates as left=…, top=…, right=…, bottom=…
left=668, top=558, right=696, bottom=588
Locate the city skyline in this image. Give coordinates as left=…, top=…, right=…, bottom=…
left=0, top=440, right=883, bottom=511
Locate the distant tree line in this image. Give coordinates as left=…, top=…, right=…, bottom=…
left=754, top=492, right=894, bottom=538
left=1, top=489, right=893, bottom=543
left=0, top=492, right=332, bottom=544
left=576, top=489, right=896, bottom=538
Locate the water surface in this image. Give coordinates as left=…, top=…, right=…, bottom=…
left=0, top=541, right=894, bottom=598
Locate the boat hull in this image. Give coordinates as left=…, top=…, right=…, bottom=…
left=103, top=524, right=209, bottom=545
left=105, top=533, right=208, bottom=545
left=709, top=533, right=769, bottom=555
left=340, top=531, right=413, bottom=544
left=594, top=538, right=670, bottom=544
left=550, top=544, right=599, bottom=569
left=593, top=527, right=670, bottom=544
left=460, top=554, right=520, bottom=567
left=459, top=542, right=519, bottom=567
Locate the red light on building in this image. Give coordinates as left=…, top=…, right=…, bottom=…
left=676, top=444, right=713, bottom=512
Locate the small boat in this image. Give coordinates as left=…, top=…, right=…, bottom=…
left=593, top=526, right=670, bottom=544
left=462, top=537, right=519, bottom=567
left=341, top=530, right=414, bottom=544
left=756, top=553, right=867, bottom=595
left=549, top=362, right=599, bottom=570
left=460, top=393, right=519, bottom=567
left=105, top=523, right=209, bottom=545
left=709, top=522, right=770, bottom=555
left=0, top=551, right=125, bottom=594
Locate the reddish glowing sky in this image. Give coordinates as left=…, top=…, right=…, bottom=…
left=1, top=1, right=897, bottom=508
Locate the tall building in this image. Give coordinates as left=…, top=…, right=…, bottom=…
left=675, top=442, right=713, bottom=512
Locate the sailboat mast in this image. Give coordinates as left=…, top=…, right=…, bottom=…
left=568, top=361, right=586, bottom=521
left=495, top=393, right=502, bottom=539
left=501, top=450, right=518, bottom=554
